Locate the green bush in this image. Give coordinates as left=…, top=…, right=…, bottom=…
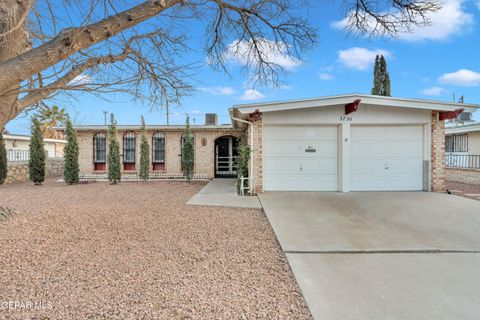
left=0, top=132, right=7, bottom=185
left=181, top=116, right=194, bottom=182
left=236, top=139, right=250, bottom=194
left=29, top=118, right=46, bottom=185
left=139, top=116, right=150, bottom=181
left=63, top=118, right=80, bottom=184
left=107, top=114, right=121, bottom=184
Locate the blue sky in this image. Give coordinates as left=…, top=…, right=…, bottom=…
left=7, top=0, right=480, bottom=134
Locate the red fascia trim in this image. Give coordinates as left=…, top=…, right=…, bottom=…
left=439, top=108, right=464, bottom=121
left=345, top=99, right=361, bottom=115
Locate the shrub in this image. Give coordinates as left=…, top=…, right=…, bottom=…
left=236, top=139, right=250, bottom=194
left=181, top=116, right=194, bottom=182
left=139, top=116, right=150, bottom=181
left=0, top=132, right=7, bottom=185
left=29, top=118, right=46, bottom=185
left=107, top=114, right=121, bottom=184
left=63, top=118, right=80, bottom=184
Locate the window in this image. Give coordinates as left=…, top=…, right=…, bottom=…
left=446, top=134, right=468, bottom=152
left=152, top=132, right=165, bottom=171
left=181, top=135, right=195, bottom=171
left=123, top=132, right=136, bottom=170
left=93, top=133, right=106, bottom=171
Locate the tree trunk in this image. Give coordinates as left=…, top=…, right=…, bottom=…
left=0, top=0, right=32, bottom=129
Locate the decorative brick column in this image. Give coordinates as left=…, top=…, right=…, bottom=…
left=431, top=112, right=446, bottom=192
left=251, top=115, right=263, bottom=193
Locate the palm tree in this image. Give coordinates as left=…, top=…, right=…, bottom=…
left=34, top=104, right=67, bottom=139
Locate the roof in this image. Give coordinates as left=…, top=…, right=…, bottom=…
left=232, top=94, right=480, bottom=115
left=55, top=124, right=235, bottom=131
left=3, top=133, right=66, bottom=143
left=445, top=122, right=480, bottom=134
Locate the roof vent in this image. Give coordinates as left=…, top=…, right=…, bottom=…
left=205, top=113, right=217, bottom=125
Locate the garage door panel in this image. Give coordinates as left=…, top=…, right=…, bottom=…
left=265, top=126, right=337, bottom=140
left=351, top=125, right=423, bottom=191
left=385, top=176, right=423, bottom=190
left=352, top=142, right=387, bottom=157
left=352, top=159, right=386, bottom=175
left=265, top=176, right=338, bottom=191
left=264, top=125, right=338, bottom=191
left=265, top=158, right=337, bottom=175
left=265, top=140, right=337, bottom=158
left=386, top=141, right=423, bottom=156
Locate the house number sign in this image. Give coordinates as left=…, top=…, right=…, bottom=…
left=339, top=116, right=353, bottom=122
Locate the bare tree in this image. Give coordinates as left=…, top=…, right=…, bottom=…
left=0, top=0, right=440, bottom=129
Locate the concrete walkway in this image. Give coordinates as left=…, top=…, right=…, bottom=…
left=187, top=179, right=262, bottom=209
left=260, top=192, right=480, bottom=320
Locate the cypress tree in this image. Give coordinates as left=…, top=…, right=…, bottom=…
left=139, top=116, right=150, bottom=181
left=371, top=54, right=391, bottom=96
left=107, top=114, right=121, bottom=184
left=29, top=118, right=46, bottom=185
left=181, top=116, right=194, bottom=182
left=0, top=132, right=7, bottom=185
left=63, top=118, right=80, bottom=184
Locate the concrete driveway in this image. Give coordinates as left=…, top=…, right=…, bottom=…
left=259, top=192, right=480, bottom=320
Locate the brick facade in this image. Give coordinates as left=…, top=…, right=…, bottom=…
left=446, top=168, right=480, bottom=185
left=431, top=112, right=446, bottom=192
left=76, top=128, right=244, bottom=179
left=250, top=116, right=263, bottom=193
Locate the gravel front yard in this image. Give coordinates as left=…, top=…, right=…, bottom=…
left=0, top=180, right=311, bottom=319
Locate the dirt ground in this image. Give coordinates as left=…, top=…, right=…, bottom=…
left=0, top=180, right=311, bottom=319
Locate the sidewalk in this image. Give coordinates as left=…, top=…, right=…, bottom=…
left=187, top=178, right=262, bottom=209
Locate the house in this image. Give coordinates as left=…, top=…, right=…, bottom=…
left=70, top=115, right=243, bottom=179
left=445, top=120, right=480, bottom=185
left=4, top=133, right=66, bottom=161
left=69, top=94, right=479, bottom=192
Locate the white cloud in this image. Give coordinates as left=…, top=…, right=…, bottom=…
left=200, top=86, right=236, bottom=96
left=421, top=86, right=444, bottom=96
left=332, top=0, right=473, bottom=42
left=439, top=69, right=480, bottom=86
left=240, top=89, right=265, bottom=101
left=224, top=39, right=302, bottom=71
left=337, top=47, right=391, bottom=71
left=319, top=73, right=334, bottom=80
left=69, top=74, right=92, bottom=85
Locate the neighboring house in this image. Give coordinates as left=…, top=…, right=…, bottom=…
left=4, top=133, right=66, bottom=161
left=65, top=94, right=479, bottom=192
left=445, top=121, right=480, bottom=185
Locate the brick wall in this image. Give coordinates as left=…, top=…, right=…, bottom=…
left=251, top=116, right=263, bottom=193
left=446, top=168, right=480, bottom=185
left=431, top=112, right=446, bottom=192
left=76, top=128, right=244, bottom=179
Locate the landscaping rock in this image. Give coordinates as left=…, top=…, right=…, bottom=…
left=0, top=180, right=311, bottom=319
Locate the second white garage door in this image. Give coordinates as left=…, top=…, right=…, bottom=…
left=264, top=126, right=338, bottom=191
left=351, top=125, right=424, bottom=191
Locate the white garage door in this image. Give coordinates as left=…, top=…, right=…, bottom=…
left=351, top=125, right=423, bottom=191
left=264, top=126, right=338, bottom=191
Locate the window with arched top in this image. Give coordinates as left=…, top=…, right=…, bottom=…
left=152, top=132, right=165, bottom=171
left=123, top=132, right=136, bottom=170
left=93, top=132, right=106, bottom=171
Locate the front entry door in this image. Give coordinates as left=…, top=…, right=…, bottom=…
left=215, top=137, right=237, bottom=177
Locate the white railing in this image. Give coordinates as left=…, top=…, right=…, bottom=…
left=239, top=176, right=254, bottom=196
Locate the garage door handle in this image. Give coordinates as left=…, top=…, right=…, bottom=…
left=385, top=164, right=390, bottom=169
